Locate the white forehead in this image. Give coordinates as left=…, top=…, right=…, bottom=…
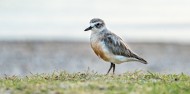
left=90, top=22, right=101, bottom=27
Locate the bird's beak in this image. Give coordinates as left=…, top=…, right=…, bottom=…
left=84, top=26, right=93, bottom=31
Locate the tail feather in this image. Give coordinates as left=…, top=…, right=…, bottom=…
left=137, top=57, right=148, bottom=64
left=132, top=54, right=148, bottom=64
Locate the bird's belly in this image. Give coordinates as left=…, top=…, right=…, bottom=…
left=91, top=41, right=135, bottom=64
left=91, top=41, right=112, bottom=62
left=90, top=37, right=137, bottom=64
left=110, top=55, right=136, bottom=64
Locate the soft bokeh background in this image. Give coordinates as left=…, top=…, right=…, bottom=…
left=0, top=0, right=190, bottom=76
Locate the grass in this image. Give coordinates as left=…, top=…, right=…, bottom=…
left=0, top=71, right=190, bottom=94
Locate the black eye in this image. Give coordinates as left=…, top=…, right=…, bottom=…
left=95, top=23, right=101, bottom=28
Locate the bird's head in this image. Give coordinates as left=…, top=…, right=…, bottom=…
left=84, top=18, right=106, bottom=32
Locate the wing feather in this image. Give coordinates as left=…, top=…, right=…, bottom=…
left=102, top=33, right=147, bottom=64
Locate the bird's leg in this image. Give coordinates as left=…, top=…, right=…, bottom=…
left=106, top=63, right=113, bottom=75
left=112, top=63, right=115, bottom=74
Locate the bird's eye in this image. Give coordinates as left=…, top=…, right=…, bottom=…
left=95, top=23, right=101, bottom=28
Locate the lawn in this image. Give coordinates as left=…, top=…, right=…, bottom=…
left=0, top=71, right=190, bottom=94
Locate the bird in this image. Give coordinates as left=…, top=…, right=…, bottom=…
left=84, top=18, right=147, bottom=74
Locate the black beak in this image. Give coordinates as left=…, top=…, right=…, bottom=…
left=84, top=26, right=93, bottom=31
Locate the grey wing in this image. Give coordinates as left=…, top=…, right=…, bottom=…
left=102, top=33, right=133, bottom=57
left=102, top=33, right=147, bottom=64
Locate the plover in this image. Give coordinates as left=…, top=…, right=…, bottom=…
left=84, top=18, right=147, bottom=74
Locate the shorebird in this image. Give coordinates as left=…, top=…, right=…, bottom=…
left=84, top=18, right=147, bottom=74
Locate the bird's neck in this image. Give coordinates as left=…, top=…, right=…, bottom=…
left=90, top=27, right=110, bottom=41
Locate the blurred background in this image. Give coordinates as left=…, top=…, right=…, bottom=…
left=0, top=0, right=190, bottom=76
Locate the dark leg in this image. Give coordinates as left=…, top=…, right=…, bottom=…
left=106, top=63, right=113, bottom=75
left=112, top=63, right=115, bottom=74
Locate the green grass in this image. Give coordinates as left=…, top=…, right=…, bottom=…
left=0, top=71, right=190, bottom=94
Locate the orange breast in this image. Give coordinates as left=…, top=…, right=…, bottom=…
left=91, top=42, right=109, bottom=61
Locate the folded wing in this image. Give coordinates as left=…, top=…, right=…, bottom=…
left=102, top=33, right=147, bottom=64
